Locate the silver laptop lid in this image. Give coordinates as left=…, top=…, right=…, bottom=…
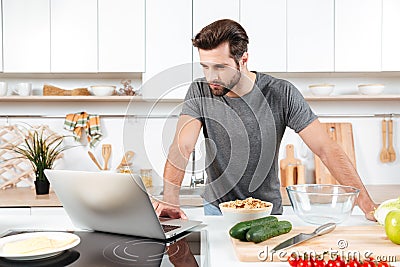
left=45, top=170, right=168, bottom=239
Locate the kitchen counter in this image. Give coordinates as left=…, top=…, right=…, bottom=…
left=0, top=206, right=396, bottom=267
left=0, top=184, right=398, bottom=207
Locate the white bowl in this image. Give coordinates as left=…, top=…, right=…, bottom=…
left=358, top=84, right=384, bottom=95
left=90, top=85, right=116, bottom=96
left=219, top=198, right=273, bottom=225
left=308, top=84, right=335, bottom=96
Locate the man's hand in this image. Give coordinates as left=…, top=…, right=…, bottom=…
left=152, top=200, right=188, bottom=219
left=364, top=203, right=379, bottom=222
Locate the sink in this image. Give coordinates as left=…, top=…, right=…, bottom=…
left=159, top=186, right=205, bottom=196
left=179, top=186, right=205, bottom=196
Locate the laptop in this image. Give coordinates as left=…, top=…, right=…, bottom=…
left=44, top=169, right=202, bottom=240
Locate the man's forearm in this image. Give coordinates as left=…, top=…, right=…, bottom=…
left=163, top=160, right=186, bottom=206
left=163, top=144, right=192, bottom=206
left=320, top=143, right=376, bottom=215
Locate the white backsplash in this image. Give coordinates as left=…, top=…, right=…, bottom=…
left=0, top=73, right=399, bottom=187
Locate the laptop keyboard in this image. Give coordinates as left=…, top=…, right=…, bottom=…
left=161, top=224, right=181, bottom=233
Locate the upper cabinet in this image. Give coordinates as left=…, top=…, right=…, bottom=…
left=287, top=0, right=334, bottom=72
left=51, top=0, right=97, bottom=73
left=335, top=0, right=382, bottom=72
left=98, top=0, right=145, bottom=72
left=3, top=0, right=50, bottom=73
left=382, top=0, right=400, bottom=71
left=240, top=0, right=286, bottom=72
left=143, top=0, right=192, bottom=99
left=193, top=0, right=240, bottom=78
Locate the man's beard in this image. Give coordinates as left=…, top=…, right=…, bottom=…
left=209, top=69, right=241, bottom=96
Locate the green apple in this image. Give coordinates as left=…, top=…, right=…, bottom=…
left=385, top=210, right=400, bottom=245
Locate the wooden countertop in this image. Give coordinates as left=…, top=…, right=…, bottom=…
left=0, top=188, right=61, bottom=207
left=0, top=185, right=397, bottom=208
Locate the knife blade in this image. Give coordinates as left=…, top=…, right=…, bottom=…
left=271, top=222, right=336, bottom=253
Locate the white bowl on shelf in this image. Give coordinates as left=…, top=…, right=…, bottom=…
left=357, top=84, right=385, bottom=95
left=308, top=84, right=335, bottom=96
left=89, top=85, right=116, bottom=96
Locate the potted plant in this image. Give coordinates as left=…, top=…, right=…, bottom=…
left=8, top=127, right=68, bottom=195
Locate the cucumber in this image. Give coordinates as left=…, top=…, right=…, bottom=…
left=229, top=216, right=278, bottom=241
left=245, top=220, right=292, bottom=243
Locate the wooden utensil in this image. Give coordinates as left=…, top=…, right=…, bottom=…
left=380, top=119, right=390, bottom=163
left=88, top=151, right=102, bottom=170
left=231, top=225, right=400, bottom=262
left=388, top=118, right=396, bottom=162
left=102, top=144, right=112, bottom=170
left=116, top=151, right=135, bottom=170
left=280, top=144, right=302, bottom=186
left=315, top=123, right=356, bottom=184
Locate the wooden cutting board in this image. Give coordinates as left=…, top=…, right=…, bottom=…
left=231, top=225, right=399, bottom=262
left=315, top=123, right=356, bottom=184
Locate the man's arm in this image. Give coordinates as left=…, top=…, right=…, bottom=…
left=155, top=115, right=202, bottom=219
left=299, top=119, right=377, bottom=220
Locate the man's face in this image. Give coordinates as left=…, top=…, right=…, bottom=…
left=198, top=42, right=241, bottom=96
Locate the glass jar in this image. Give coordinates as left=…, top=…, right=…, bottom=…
left=140, top=169, right=153, bottom=188
left=118, top=164, right=132, bottom=174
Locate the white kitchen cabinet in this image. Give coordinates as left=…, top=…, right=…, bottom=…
left=143, top=0, right=192, bottom=99
left=287, top=0, right=334, bottom=72
left=382, top=0, right=400, bottom=71
left=51, top=0, right=97, bottom=73
left=335, top=0, right=382, bottom=72
left=193, top=0, right=240, bottom=78
left=2, top=0, right=50, bottom=73
left=240, top=0, right=286, bottom=72
left=98, top=0, right=145, bottom=72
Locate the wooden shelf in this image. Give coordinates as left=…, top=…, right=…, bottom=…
left=1, top=94, right=399, bottom=102
left=305, top=94, right=400, bottom=101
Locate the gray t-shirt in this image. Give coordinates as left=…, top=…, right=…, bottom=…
left=181, top=72, right=317, bottom=214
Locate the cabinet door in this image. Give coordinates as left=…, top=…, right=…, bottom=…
left=51, top=0, right=97, bottom=73
left=382, top=0, right=400, bottom=71
left=193, top=0, right=240, bottom=78
left=287, top=0, right=334, bottom=72
left=335, top=0, right=382, bottom=72
left=98, top=0, right=145, bottom=72
left=142, top=0, right=192, bottom=99
left=240, top=0, right=286, bottom=72
left=3, top=0, right=50, bottom=73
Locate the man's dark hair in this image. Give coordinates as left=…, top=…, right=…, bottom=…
left=192, top=19, right=249, bottom=65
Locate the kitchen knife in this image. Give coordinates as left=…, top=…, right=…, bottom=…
left=271, top=222, right=336, bottom=253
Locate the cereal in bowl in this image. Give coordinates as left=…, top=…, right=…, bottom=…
left=220, top=197, right=271, bottom=209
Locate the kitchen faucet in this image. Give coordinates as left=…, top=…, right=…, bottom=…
left=190, top=149, right=204, bottom=188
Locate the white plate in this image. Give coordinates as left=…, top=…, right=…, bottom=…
left=0, top=232, right=80, bottom=261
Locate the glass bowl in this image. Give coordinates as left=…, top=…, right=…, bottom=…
left=286, top=184, right=359, bottom=225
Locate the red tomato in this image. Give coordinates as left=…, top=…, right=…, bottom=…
left=327, top=257, right=345, bottom=267
left=346, top=259, right=362, bottom=267
left=298, top=258, right=313, bottom=267
left=288, top=256, right=299, bottom=267
left=377, top=262, right=390, bottom=267
left=312, top=258, right=326, bottom=267
left=362, top=260, right=376, bottom=267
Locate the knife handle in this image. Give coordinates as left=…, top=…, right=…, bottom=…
left=314, top=222, right=336, bottom=236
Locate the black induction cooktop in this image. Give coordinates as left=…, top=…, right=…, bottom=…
left=0, top=230, right=209, bottom=267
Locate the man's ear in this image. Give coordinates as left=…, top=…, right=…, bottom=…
left=240, top=52, right=249, bottom=68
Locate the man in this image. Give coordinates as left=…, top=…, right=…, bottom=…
left=155, top=19, right=377, bottom=220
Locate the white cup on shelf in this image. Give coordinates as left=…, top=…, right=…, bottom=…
left=14, top=82, right=32, bottom=96
left=0, top=82, right=8, bottom=96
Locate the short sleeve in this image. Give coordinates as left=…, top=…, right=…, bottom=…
left=284, top=82, right=318, bottom=133
left=180, top=81, right=204, bottom=123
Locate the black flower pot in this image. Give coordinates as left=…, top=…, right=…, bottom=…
left=34, top=179, right=50, bottom=195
